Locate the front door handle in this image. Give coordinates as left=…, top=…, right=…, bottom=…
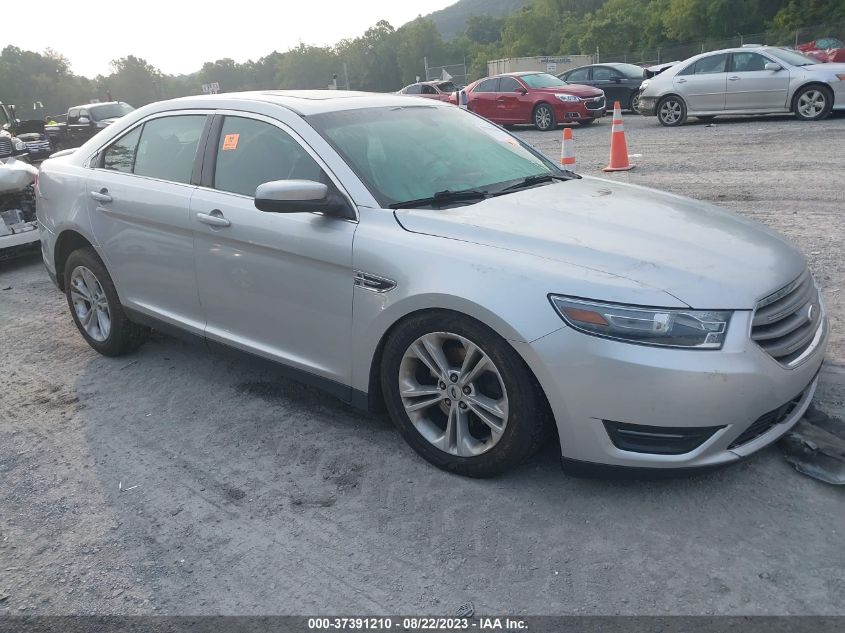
left=196, top=210, right=231, bottom=228
left=729, top=76, right=741, bottom=81
left=676, top=78, right=687, bottom=84
left=90, top=189, right=112, bottom=203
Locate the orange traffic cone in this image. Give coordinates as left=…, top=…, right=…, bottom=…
left=603, top=100, right=634, bottom=172
left=560, top=127, right=576, bottom=172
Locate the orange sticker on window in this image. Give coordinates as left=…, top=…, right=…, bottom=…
left=222, top=133, right=240, bottom=151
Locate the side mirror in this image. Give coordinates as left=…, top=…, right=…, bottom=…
left=78, top=117, right=91, bottom=125
left=254, top=179, right=353, bottom=219
left=518, top=89, right=528, bottom=95
left=613, top=77, right=622, bottom=83
left=764, top=62, right=782, bottom=71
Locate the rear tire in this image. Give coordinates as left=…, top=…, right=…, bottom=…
left=380, top=311, right=550, bottom=477
left=792, top=85, right=833, bottom=121
left=533, top=104, right=556, bottom=131
left=64, top=247, right=149, bottom=357
left=657, top=95, right=687, bottom=127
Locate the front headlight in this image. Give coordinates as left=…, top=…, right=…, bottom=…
left=13, top=138, right=26, bottom=151
left=550, top=296, right=732, bottom=349
left=555, top=94, right=580, bottom=103
left=640, top=80, right=651, bottom=90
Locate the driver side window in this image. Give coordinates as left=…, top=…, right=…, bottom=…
left=213, top=116, right=326, bottom=198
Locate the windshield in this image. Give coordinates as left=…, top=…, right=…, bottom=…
left=520, top=73, right=568, bottom=89
left=437, top=81, right=457, bottom=93
left=89, top=102, right=134, bottom=121
left=615, top=63, right=647, bottom=78
left=310, top=105, right=558, bottom=207
left=767, top=48, right=819, bottom=66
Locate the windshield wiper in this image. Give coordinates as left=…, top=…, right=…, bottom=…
left=389, top=189, right=490, bottom=209
left=494, top=173, right=570, bottom=195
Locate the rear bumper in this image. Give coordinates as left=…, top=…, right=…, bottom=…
left=513, top=307, right=829, bottom=470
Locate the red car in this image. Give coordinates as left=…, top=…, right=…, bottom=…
left=398, top=80, right=458, bottom=102
left=796, top=38, right=845, bottom=63
left=455, top=72, right=606, bottom=131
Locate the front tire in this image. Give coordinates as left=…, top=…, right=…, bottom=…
left=533, top=103, right=556, bottom=131
left=657, top=95, right=687, bottom=127
left=64, top=247, right=149, bottom=356
left=381, top=311, right=550, bottom=477
left=629, top=92, right=641, bottom=113
left=793, top=85, right=833, bottom=121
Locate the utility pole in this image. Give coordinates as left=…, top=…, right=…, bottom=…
left=343, top=63, right=349, bottom=91
left=424, top=56, right=429, bottom=81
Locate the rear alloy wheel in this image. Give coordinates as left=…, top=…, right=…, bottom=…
left=533, top=104, right=556, bottom=131
left=381, top=312, right=549, bottom=477
left=793, top=86, right=832, bottom=121
left=657, top=96, right=687, bottom=127
left=64, top=247, right=149, bottom=356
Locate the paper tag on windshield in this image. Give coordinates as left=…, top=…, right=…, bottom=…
left=222, top=134, right=240, bottom=151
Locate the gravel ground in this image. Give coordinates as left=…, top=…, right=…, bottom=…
left=1, top=112, right=844, bottom=616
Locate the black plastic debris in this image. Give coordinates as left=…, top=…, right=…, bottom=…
left=779, top=406, right=845, bottom=485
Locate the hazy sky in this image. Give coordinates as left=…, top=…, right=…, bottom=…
left=7, top=1, right=456, bottom=78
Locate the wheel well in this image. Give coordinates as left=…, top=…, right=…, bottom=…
left=365, top=308, right=557, bottom=440
left=53, top=230, right=94, bottom=291
left=657, top=93, right=685, bottom=107
left=792, top=82, right=834, bottom=110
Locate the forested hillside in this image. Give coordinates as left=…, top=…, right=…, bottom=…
left=1, top=0, right=843, bottom=116
left=425, top=0, right=530, bottom=39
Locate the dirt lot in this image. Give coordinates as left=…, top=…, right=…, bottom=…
left=1, top=113, right=844, bottom=616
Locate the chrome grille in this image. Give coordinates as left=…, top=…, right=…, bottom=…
left=751, top=269, right=822, bottom=366
left=585, top=96, right=606, bottom=110
left=0, top=137, right=12, bottom=158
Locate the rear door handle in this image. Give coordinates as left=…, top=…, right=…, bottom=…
left=196, top=210, right=231, bottom=228
left=90, top=189, right=112, bottom=203
left=729, top=76, right=741, bottom=81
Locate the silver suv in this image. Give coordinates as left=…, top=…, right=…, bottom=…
left=638, top=45, right=845, bottom=126
left=36, top=92, right=828, bottom=477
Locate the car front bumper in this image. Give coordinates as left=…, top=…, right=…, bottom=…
left=513, top=308, right=829, bottom=470
left=553, top=100, right=606, bottom=121
left=637, top=93, right=658, bottom=116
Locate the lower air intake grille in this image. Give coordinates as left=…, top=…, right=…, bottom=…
left=603, top=420, right=724, bottom=455
left=728, top=391, right=805, bottom=449
left=751, top=269, right=822, bottom=366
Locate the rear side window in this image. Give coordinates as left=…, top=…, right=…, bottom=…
left=421, top=85, right=437, bottom=95
left=213, top=116, right=325, bottom=198
left=680, top=54, right=729, bottom=76
left=133, top=115, right=206, bottom=184
left=102, top=126, right=142, bottom=173
left=593, top=67, right=621, bottom=80
left=473, top=78, right=499, bottom=93
left=566, top=68, right=590, bottom=82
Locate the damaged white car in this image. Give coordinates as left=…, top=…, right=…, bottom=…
left=0, top=138, right=39, bottom=260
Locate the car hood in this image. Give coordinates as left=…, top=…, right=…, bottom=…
left=538, top=84, right=604, bottom=98
left=804, top=62, right=845, bottom=72
left=393, top=177, right=806, bottom=310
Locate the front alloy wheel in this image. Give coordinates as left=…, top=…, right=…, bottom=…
left=657, top=96, right=687, bottom=127
left=381, top=312, right=549, bottom=477
left=399, top=332, right=508, bottom=457
left=794, top=87, right=832, bottom=121
left=533, top=104, right=555, bottom=131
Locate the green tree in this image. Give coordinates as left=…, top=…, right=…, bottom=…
left=98, top=56, right=163, bottom=106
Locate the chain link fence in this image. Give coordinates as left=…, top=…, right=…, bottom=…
left=599, top=20, right=845, bottom=66
left=424, top=62, right=469, bottom=88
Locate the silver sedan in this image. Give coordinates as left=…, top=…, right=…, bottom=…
left=36, top=92, right=828, bottom=477
left=638, top=45, right=845, bottom=126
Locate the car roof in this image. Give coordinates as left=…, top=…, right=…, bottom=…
left=156, top=91, right=451, bottom=116
left=73, top=101, right=125, bottom=109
